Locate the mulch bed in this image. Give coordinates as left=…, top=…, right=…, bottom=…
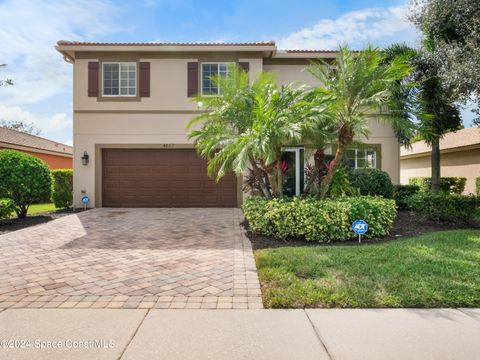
left=245, top=210, right=480, bottom=250
left=0, top=209, right=88, bottom=235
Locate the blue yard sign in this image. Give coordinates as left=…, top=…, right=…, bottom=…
left=352, top=220, right=368, bottom=243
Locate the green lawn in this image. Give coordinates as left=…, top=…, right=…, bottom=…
left=255, top=230, right=480, bottom=308
left=27, top=203, right=58, bottom=215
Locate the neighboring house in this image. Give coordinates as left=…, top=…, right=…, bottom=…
left=0, top=127, right=72, bottom=169
left=401, top=127, right=480, bottom=194
left=56, top=40, right=400, bottom=208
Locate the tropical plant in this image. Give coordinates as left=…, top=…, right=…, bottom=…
left=384, top=43, right=463, bottom=192
left=188, top=66, right=330, bottom=198
left=308, top=45, right=412, bottom=198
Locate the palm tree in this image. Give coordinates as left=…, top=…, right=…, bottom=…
left=384, top=43, right=462, bottom=193
left=301, top=88, right=337, bottom=196
left=188, top=67, right=327, bottom=198
left=308, top=45, right=412, bottom=198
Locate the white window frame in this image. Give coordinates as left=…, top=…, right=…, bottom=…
left=282, top=147, right=305, bottom=196
left=200, top=62, right=235, bottom=96
left=347, top=148, right=377, bottom=169
left=101, top=62, right=137, bottom=97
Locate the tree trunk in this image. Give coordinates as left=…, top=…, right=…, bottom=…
left=304, top=148, right=325, bottom=196
left=431, top=137, right=441, bottom=193
left=266, top=165, right=278, bottom=197
left=319, top=125, right=353, bottom=199
left=16, top=206, right=28, bottom=219
left=276, top=147, right=283, bottom=197
left=249, top=155, right=271, bottom=198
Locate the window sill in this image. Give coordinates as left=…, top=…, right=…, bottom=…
left=96, top=96, right=141, bottom=102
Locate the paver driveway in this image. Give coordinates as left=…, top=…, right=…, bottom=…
left=0, top=208, right=262, bottom=309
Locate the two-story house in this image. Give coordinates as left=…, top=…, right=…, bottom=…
left=56, top=40, right=400, bottom=208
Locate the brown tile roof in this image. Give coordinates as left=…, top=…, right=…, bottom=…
left=0, top=127, right=72, bottom=156
left=57, top=40, right=276, bottom=47
left=401, top=127, right=480, bottom=157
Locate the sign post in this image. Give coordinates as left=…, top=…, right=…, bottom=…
left=81, top=196, right=90, bottom=211
left=352, top=220, right=368, bottom=243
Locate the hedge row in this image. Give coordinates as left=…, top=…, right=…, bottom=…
left=408, top=177, right=466, bottom=194
left=407, top=193, right=478, bottom=222
left=51, top=169, right=73, bottom=209
left=476, top=177, right=480, bottom=196
left=393, top=184, right=420, bottom=210
left=242, top=196, right=397, bottom=242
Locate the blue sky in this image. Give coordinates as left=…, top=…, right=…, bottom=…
left=0, top=0, right=475, bottom=145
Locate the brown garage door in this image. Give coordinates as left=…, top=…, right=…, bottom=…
left=102, top=149, right=237, bottom=207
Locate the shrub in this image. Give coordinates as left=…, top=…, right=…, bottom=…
left=0, top=150, right=51, bottom=218
left=393, top=185, right=420, bottom=210
left=0, top=198, right=15, bottom=221
left=328, top=166, right=355, bottom=197
left=51, top=169, right=73, bottom=209
left=476, top=177, right=480, bottom=196
left=409, top=177, right=467, bottom=194
left=349, top=168, right=394, bottom=198
left=242, top=196, right=397, bottom=242
left=407, top=193, right=478, bottom=222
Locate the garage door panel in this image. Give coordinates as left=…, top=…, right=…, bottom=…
left=102, top=149, right=237, bottom=207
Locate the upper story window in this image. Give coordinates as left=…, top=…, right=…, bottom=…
left=201, top=63, right=235, bottom=96
left=346, top=147, right=377, bottom=169
left=103, top=62, right=136, bottom=96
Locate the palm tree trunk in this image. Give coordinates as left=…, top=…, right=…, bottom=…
left=276, top=147, right=283, bottom=197
left=431, top=137, right=441, bottom=193
left=304, top=148, right=325, bottom=196
left=319, top=125, right=353, bottom=199
left=248, top=155, right=271, bottom=198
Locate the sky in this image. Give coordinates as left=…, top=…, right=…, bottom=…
left=0, top=0, right=475, bottom=145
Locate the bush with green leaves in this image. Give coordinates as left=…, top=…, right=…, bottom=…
left=242, top=196, right=397, bottom=242
left=407, top=193, right=478, bottom=222
left=0, top=150, right=51, bottom=218
left=51, top=169, right=73, bottom=209
left=0, top=198, right=15, bottom=220
left=476, top=177, right=480, bottom=196
left=408, top=177, right=466, bottom=194
left=393, top=184, right=420, bottom=210
left=348, top=168, right=394, bottom=198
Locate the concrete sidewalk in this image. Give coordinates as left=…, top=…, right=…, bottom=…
left=0, top=308, right=479, bottom=360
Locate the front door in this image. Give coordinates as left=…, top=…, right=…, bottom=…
left=281, top=147, right=305, bottom=197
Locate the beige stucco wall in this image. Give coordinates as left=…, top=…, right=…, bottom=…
left=72, top=53, right=401, bottom=208
left=263, top=64, right=321, bottom=87
left=400, top=148, right=480, bottom=194
left=356, top=119, right=400, bottom=184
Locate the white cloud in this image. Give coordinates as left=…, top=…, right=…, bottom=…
left=0, top=0, right=123, bottom=143
left=0, top=104, right=72, bottom=145
left=278, top=6, right=418, bottom=50
left=0, top=0, right=121, bottom=106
